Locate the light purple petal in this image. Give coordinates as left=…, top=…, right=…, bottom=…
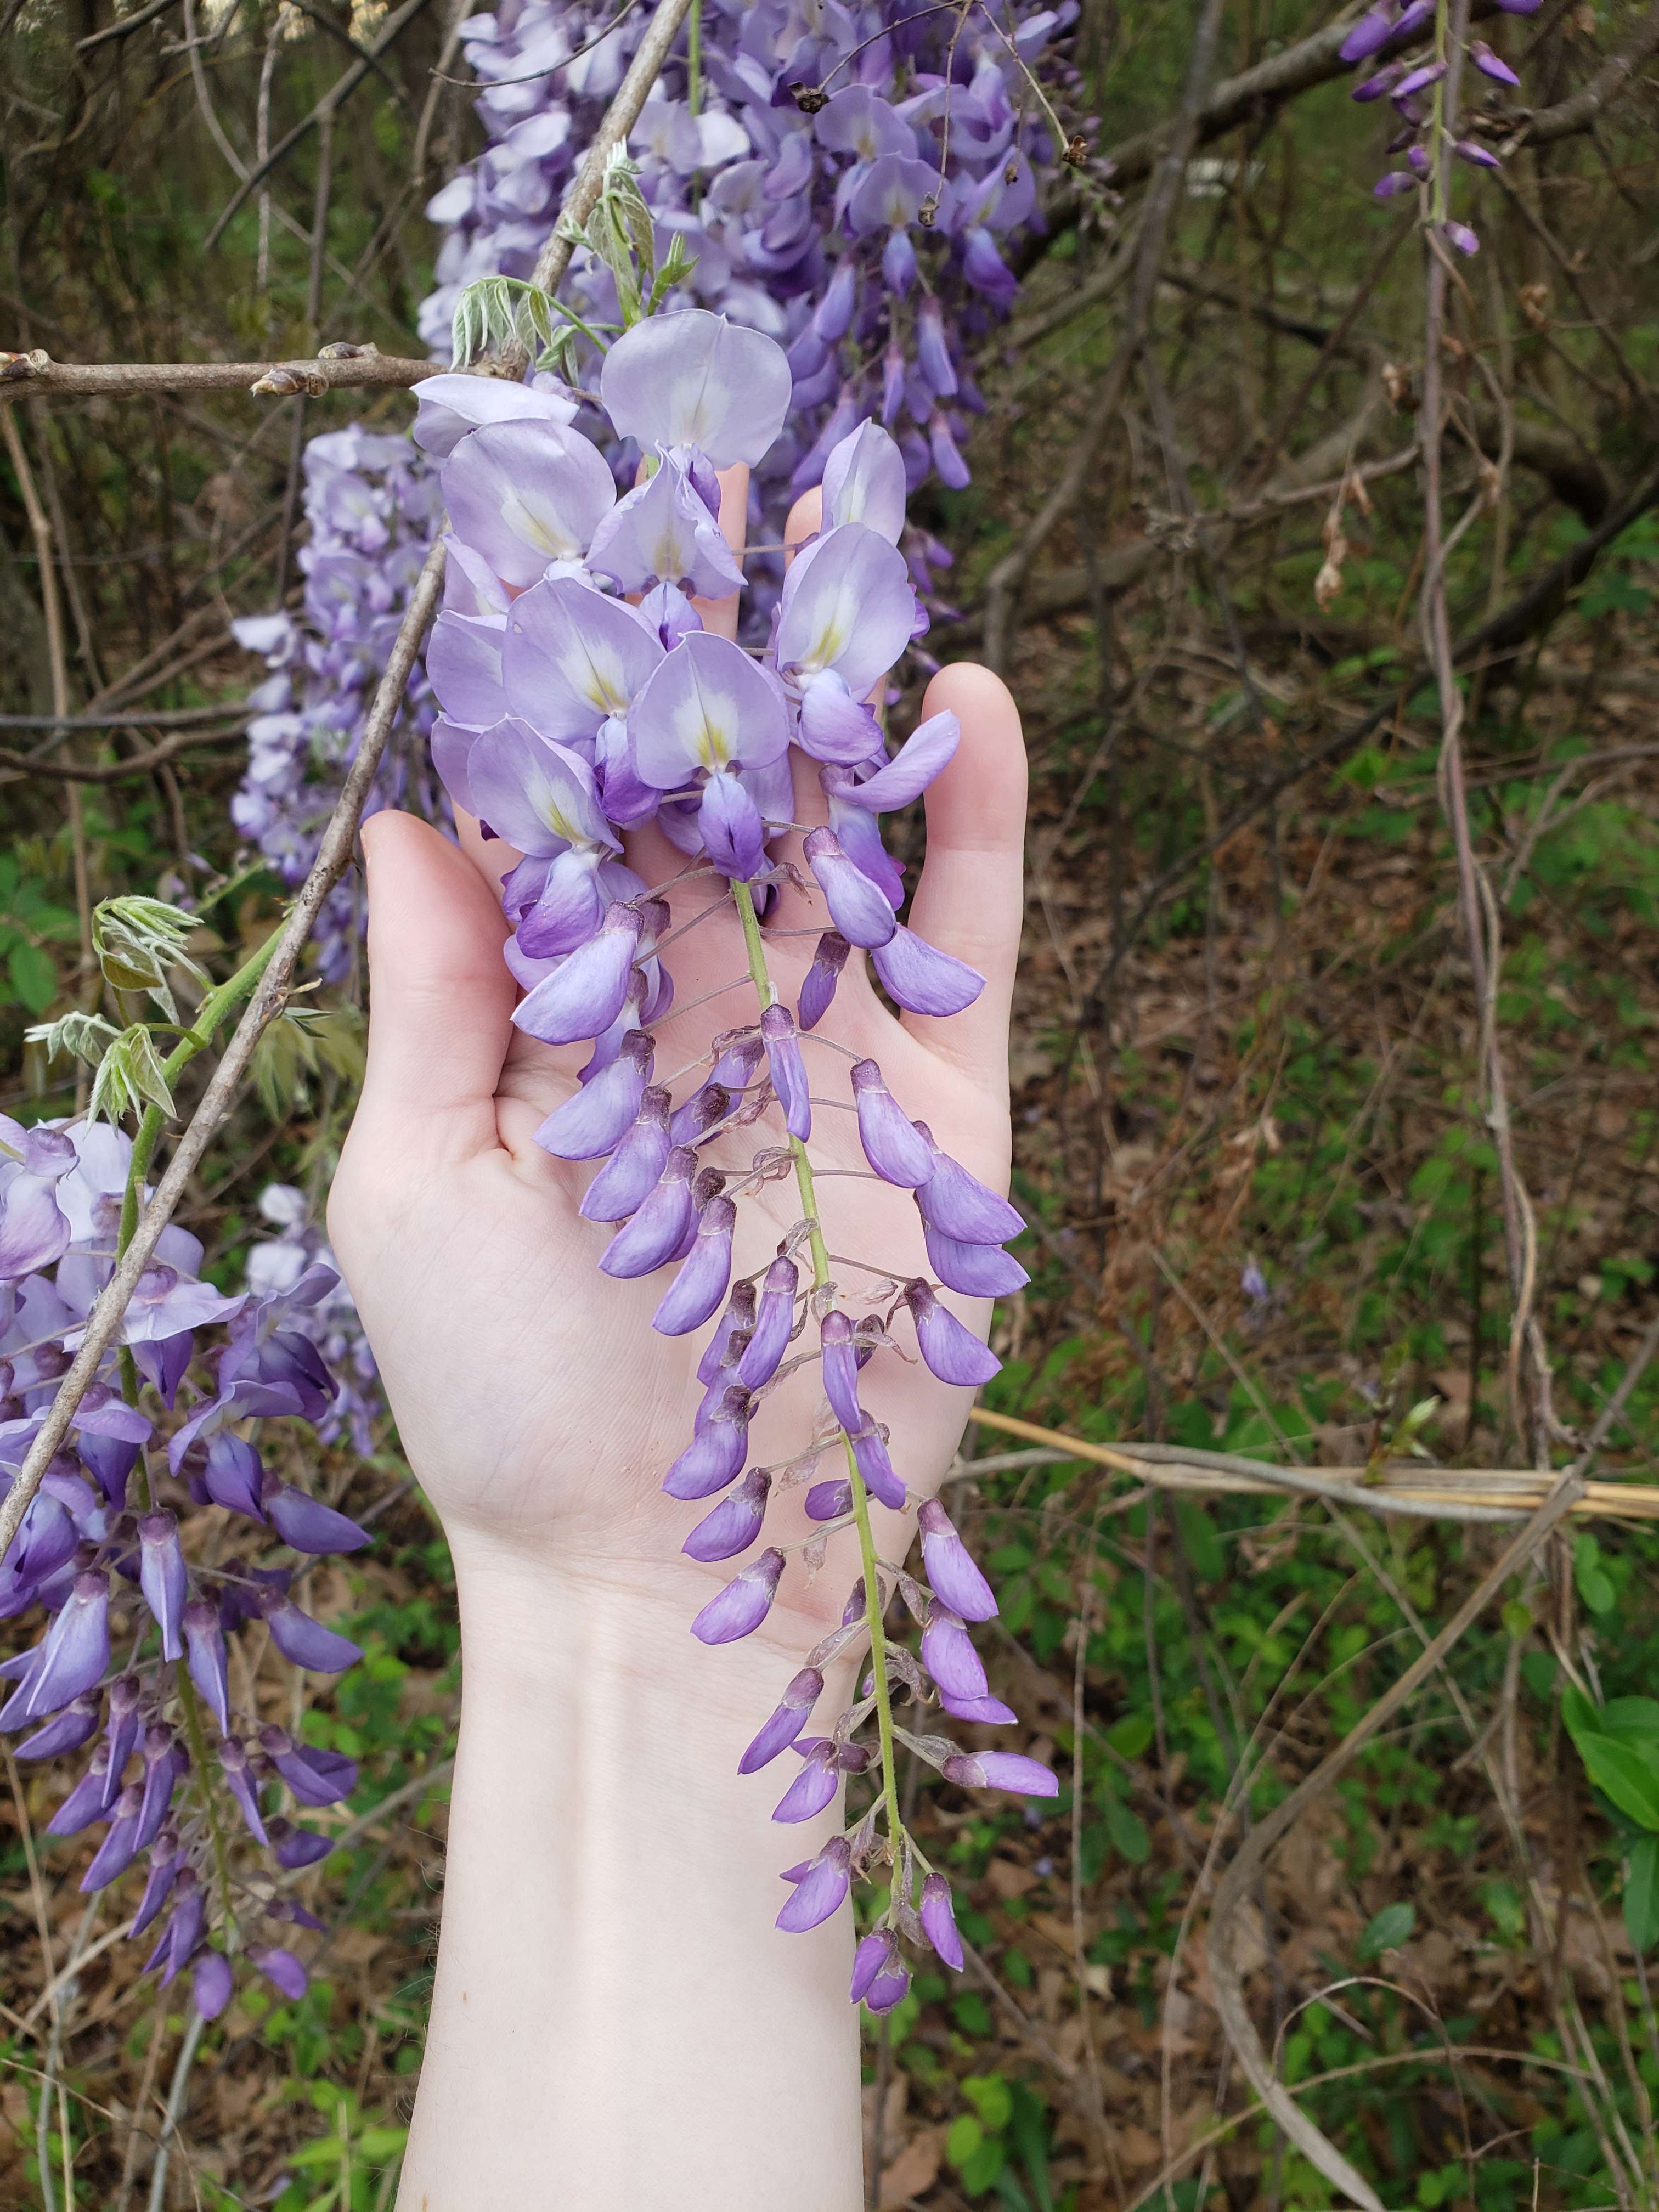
left=775, top=1835, right=851, bottom=1932
left=921, top=1605, right=989, bottom=1700
left=836, top=710, right=960, bottom=810
left=261, top=1593, right=362, bottom=1673
left=775, top=523, right=916, bottom=696
left=426, top=611, right=506, bottom=731
left=738, top=1666, right=822, bottom=1773
left=586, top=457, right=744, bottom=600
left=913, top=1131, right=1024, bottom=1244
left=628, top=630, right=789, bottom=789
left=760, top=1005, right=811, bottom=1139
left=442, top=421, right=617, bottom=585
left=0, top=1171, right=71, bottom=1278
left=467, top=721, right=616, bottom=858
left=411, top=371, right=579, bottom=459
left=919, top=1874, right=964, bottom=1970
left=599, top=309, right=791, bottom=469
left=871, top=926, right=983, bottom=1015
left=918, top=1499, right=998, bottom=1621
left=690, top=1546, right=784, bottom=1644
left=923, top=1222, right=1029, bottom=1297
left=699, top=772, right=769, bottom=881
left=682, top=1467, right=770, bottom=1562
left=904, top=1279, right=1000, bottom=1386
left=797, top=668, right=885, bottom=765
left=662, top=1387, right=751, bottom=1498
left=822, top=420, right=908, bottom=543
left=737, top=1255, right=798, bottom=1387
left=502, top=574, right=664, bottom=744
left=851, top=1059, right=932, bottom=1184
left=803, top=828, right=896, bottom=949
left=536, top=1032, right=653, bottom=1161
left=653, top=1196, right=736, bottom=1336
left=943, top=1751, right=1058, bottom=1798
left=512, top=904, right=642, bottom=1048
left=772, top=1740, right=839, bottom=1822
left=600, top=1144, right=696, bottom=1276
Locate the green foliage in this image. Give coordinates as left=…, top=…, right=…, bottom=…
left=0, top=853, right=79, bottom=1019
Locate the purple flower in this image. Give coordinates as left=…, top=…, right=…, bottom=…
left=760, top=1005, right=811, bottom=1140
left=902, top=1280, right=1000, bottom=1387
left=919, top=1873, right=964, bottom=1970
left=503, top=575, right=664, bottom=748
left=259, top=1724, right=358, bottom=1807
left=513, top=903, right=643, bottom=1048
left=921, top=1604, right=989, bottom=1701
left=193, top=1949, right=233, bottom=2019
left=662, top=1386, right=751, bottom=1498
left=1340, top=8, right=1394, bottom=60
left=0, top=1118, right=74, bottom=1278
left=137, top=1510, right=188, bottom=1660
left=918, top=1500, right=998, bottom=1621
left=441, top=421, right=617, bottom=585
left=802, top=828, right=896, bottom=948
left=129, top=1832, right=182, bottom=1938
left=924, top=1223, right=1029, bottom=1297
left=738, top=1666, right=823, bottom=1773
left=1391, top=57, right=1447, bottom=98
left=268, top=1817, right=335, bottom=1869
left=259, top=1590, right=362, bottom=1674
left=46, top=1747, right=114, bottom=1836
left=14, top=1690, right=100, bottom=1760
left=850, top=1059, right=933, bottom=1185
left=628, top=629, right=790, bottom=791
left=819, top=1309, right=865, bottom=1435
left=79, top=1782, right=144, bottom=1891
left=673, top=1033, right=764, bottom=1146
left=252, top=1946, right=309, bottom=2002
left=1373, top=170, right=1417, bottom=199
left=1469, top=38, right=1521, bottom=83
left=580, top=1087, right=672, bottom=1222
left=264, top=1485, right=370, bottom=1554
left=598, top=309, right=791, bottom=470
left=134, top=1725, right=183, bottom=1848
left=698, top=1280, right=758, bottom=1386
left=218, top=1736, right=269, bottom=1844
left=654, top=1196, right=738, bottom=1338
left=690, top=1547, right=784, bottom=1644
left=941, top=1750, right=1058, bottom=1798
left=871, top=927, right=984, bottom=1016
left=928, top=413, right=972, bottom=490
left=23, top=1570, right=109, bottom=1719
left=827, top=709, right=958, bottom=814
left=775, top=526, right=917, bottom=755
left=821, top=421, right=909, bottom=543
left=103, top=1673, right=141, bottom=1805
left=805, top=1477, right=852, bottom=1521
left=1455, top=139, right=1503, bottom=171
left=737, top=1256, right=798, bottom=1389
left=913, top=1131, right=1024, bottom=1244
left=588, top=453, right=745, bottom=600
left=850, top=1927, right=909, bottom=2012
left=775, top=1835, right=851, bottom=1932
left=850, top=1425, right=906, bottom=1511
left=940, top=1689, right=1019, bottom=1724
left=1442, top=221, right=1481, bottom=254
left=601, top=1145, right=697, bottom=1277
left=183, top=1598, right=230, bottom=1732
left=684, top=1468, right=771, bottom=1563
left=411, top=371, right=578, bottom=459
left=798, top=932, right=850, bottom=1030
left=772, top=1738, right=840, bottom=1822
left=699, top=772, right=770, bottom=881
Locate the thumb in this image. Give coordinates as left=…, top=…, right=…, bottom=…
left=350, top=812, right=515, bottom=1158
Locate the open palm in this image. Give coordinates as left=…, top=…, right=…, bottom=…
left=328, top=479, right=1027, bottom=1664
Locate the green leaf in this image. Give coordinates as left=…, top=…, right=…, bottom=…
left=961, top=2135, right=1007, bottom=2196
left=1625, top=1838, right=1659, bottom=1951
left=1173, top=1498, right=1224, bottom=1582
left=1104, top=1793, right=1150, bottom=1865
left=1500, top=1598, right=1533, bottom=1640
left=8, top=940, right=57, bottom=1014
left=1357, top=1901, right=1415, bottom=1960
left=948, top=2114, right=986, bottom=2169
left=1573, top=1731, right=1659, bottom=1829
left=356, top=2126, right=408, bottom=2162
left=1105, top=1711, right=1153, bottom=1760
left=962, top=2074, right=1013, bottom=2132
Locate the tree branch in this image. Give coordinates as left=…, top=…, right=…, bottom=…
left=0, top=348, right=441, bottom=405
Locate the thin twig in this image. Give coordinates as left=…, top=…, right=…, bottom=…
left=1, top=349, right=440, bottom=404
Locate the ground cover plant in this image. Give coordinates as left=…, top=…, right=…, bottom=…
left=2, top=0, right=1659, bottom=2204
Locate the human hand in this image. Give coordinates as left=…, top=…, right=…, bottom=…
left=327, top=472, right=1028, bottom=1675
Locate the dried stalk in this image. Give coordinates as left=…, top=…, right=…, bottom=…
left=1, top=349, right=440, bottom=405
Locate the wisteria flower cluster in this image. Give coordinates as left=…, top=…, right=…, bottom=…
left=0, top=1114, right=366, bottom=2020
left=425, top=305, right=1047, bottom=2010
left=232, top=426, right=447, bottom=980
left=1344, top=0, right=1537, bottom=247
left=422, top=0, right=1074, bottom=534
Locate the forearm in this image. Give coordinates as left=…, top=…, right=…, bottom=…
left=398, top=1550, right=864, bottom=2210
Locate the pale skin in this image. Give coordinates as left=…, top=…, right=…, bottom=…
left=328, top=467, right=1028, bottom=2209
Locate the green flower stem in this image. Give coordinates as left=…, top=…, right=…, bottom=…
left=1430, top=0, right=1450, bottom=226
left=729, top=879, right=907, bottom=1867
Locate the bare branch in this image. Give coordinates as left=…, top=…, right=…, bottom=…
left=1502, top=0, right=1659, bottom=146
left=0, top=347, right=440, bottom=405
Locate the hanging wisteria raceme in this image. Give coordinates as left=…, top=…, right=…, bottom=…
left=232, top=427, right=447, bottom=980
left=0, top=1110, right=367, bottom=2020
left=1343, top=0, right=1537, bottom=247
left=423, top=0, right=1076, bottom=568
left=423, top=306, right=1049, bottom=2010
left=248, top=1185, right=382, bottom=1457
